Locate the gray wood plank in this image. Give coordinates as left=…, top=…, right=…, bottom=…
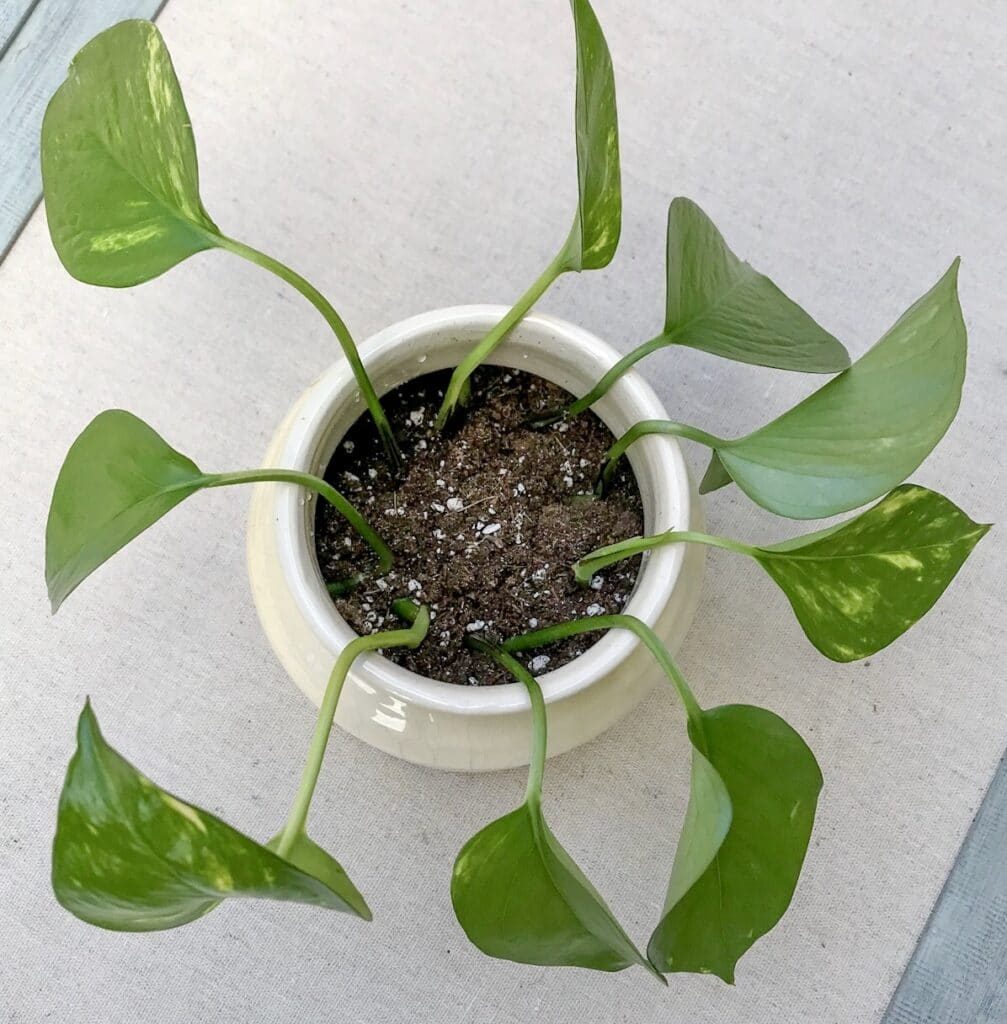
left=883, top=752, right=1007, bottom=1023
left=0, top=1, right=39, bottom=56
left=0, top=0, right=165, bottom=261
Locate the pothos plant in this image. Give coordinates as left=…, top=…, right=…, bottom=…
left=41, top=6, right=989, bottom=985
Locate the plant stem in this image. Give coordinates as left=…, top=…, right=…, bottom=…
left=276, top=605, right=430, bottom=856
left=207, top=469, right=392, bottom=573
left=574, top=529, right=756, bottom=583
left=531, top=332, right=671, bottom=426
left=596, top=420, right=723, bottom=495
left=434, top=250, right=568, bottom=430
left=214, top=235, right=402, bottom=473
left=502, top=615, right=705, bottom=742
left=467, top=637, right=547, bottom=805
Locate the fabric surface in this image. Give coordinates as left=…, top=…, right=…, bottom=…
left=1, top=1, right=1004, bottom=1021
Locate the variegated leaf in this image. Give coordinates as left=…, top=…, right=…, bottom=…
left=53, top=702, right=370, bottom=931
left=42, top=20, right=219, bottom=286
left=559, top=0, right=621, bottom=271
left=754, top=484, right=990, bottom=661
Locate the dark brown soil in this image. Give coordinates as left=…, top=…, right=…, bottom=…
left=314, top=367, right=643, bottom=685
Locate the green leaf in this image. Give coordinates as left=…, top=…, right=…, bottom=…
left=649, top=704, right=822, bottom=982
left=46, top=410, right=390, bottom=611
left=42, top=20, right=219, bottom=286
left=46, top=410, right=208, bottom=612
left=699, top=450, right=733, bottom=493
left=559, top=0, right=621, bottom=271
left=265, top=832, right=370, bottom=921
left=753, top=484, right=990, bottom=661
left=40, top=20, right=402, bottom=470
left=711, top=260, right=966, bottom=518
left=661, top=198, right=849, bottom=371
left=661, top=748, right=732, bottom=912
left=433, top=0, right=620, bottom=427
left=454, top=638, right=657, bottom=980
left=53, top=702, right=370, bottom=931
left=452, top=801, right=655, bottom=976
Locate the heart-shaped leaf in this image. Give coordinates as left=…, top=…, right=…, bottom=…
left=53, top=701, right=370, bottom=931
left=455, top=639, right=658, bottom=980
left=46, top=410, right=208, bottom=612
left=434, top=0, right=621, bottom=426
left=452, top=801, right=654, bottom=975
left=660, top=198, right=848, bottom=371
left=648, top=704, right=822, bottom=982
left=47, top=409, right=390, bottom=611
left=705, top=260, right=966, bottom=517
left=575, top=485, right=989, bottom=662
left=41, top=20, right=401, bottom=468
left=42, top=20, right=219, bottom=286
left=559, top=0, right=621, bottom=272
left=753, top=484, right=990, bottom=661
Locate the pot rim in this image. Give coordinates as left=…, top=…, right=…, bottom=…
left=269, top=304, right=692, bottom=715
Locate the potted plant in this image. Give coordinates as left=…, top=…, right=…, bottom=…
left=40, top=4, right=988, bottom=985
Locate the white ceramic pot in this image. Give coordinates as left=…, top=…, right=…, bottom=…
left=247, top=306, right=704, bottom=771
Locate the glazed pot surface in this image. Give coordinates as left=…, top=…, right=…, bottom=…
left=247, top=306, right=704, bottom=770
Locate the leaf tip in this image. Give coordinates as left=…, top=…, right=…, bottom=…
left=76, top=697, right=101, bottom=747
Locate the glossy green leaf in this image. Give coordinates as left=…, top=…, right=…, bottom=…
left=559, top=0, right=621, bottom=271
left=661, top=198, right=848, bottom=371
left=710, top=260, right=966, bottom=518
left=42, top=20, right=219, bottom=286
left=662, top=748, right=732, bottom=913
left=265, top=832, right=370, bottom=920
left=41, top=19, right=402, bottom=467
left=577, top=485, right=989, bottom=662
left=453, top=801, right=654, bottom=975
left=46, top=410, right=208, bottom=612
left=699, top=449, right=733, bottom=493
left=454, top=640, right=657, bottom=979
left=434, top=0, right=620, bottom=426
left=53, top=702, right=370, bottom=931
left=46, top=409, right=391, bottom=611
left=649, top=704, right=822, bottom=982
left=753, top=484, right=990, bottom=661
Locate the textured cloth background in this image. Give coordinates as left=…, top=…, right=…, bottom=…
left=1, top=1, right=1005, bottom=1021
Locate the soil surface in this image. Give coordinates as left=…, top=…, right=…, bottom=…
left=314, top=367, right=643, bottom=685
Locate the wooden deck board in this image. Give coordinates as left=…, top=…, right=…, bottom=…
left=883, top=754, right=1007, bottom=1024
left=0, top=0, right=164, bottom=260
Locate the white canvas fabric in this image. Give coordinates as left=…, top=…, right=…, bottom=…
left=0, top=1, right=1004, bottom=1021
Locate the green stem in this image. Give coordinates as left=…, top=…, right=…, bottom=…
left=574, top=529, right=756, bottom=584
left=434, top=250, right=568, bottom=429
left=502, top=615, right=705, bottom=743
left=596, top=420, right=723, bottom=495
left=467, top=637, right=547, bottom=805
left=531, top=332, right=671, bottom=427
left=208, top=469, right=392, bottom=573
left=215, top=235, right=402, bottom=473
left=276, top=605, right=430, bottom=856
